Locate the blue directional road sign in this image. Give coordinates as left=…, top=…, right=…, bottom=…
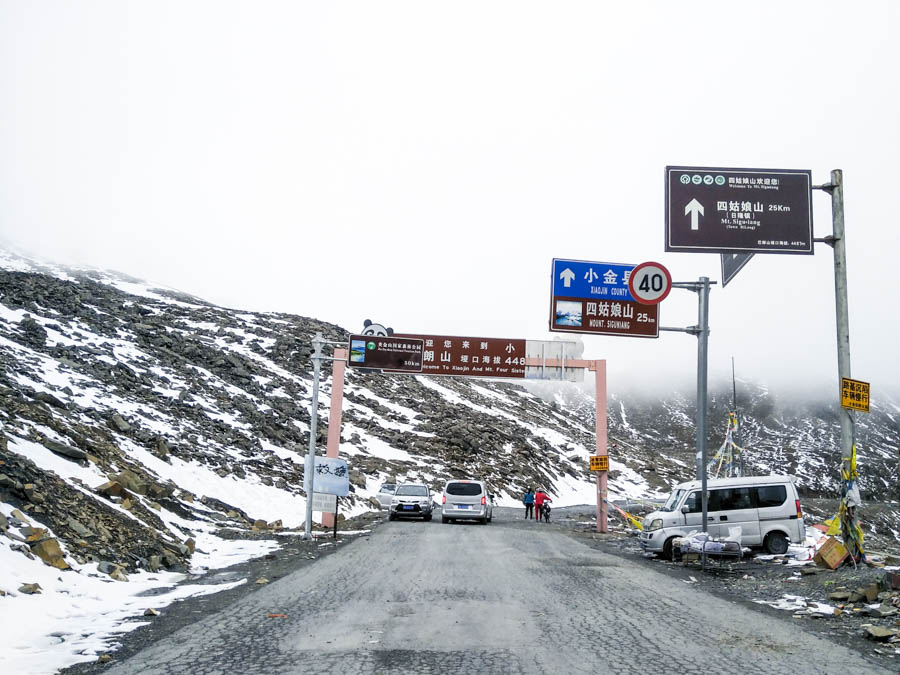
left=550, top=259, right=659, bottom=338
left=551, top=259, right=636, bottom=302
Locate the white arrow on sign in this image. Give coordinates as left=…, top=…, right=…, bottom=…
left=685, top=198, right=704, bottom=230
left=559, top=268, right=575, bottom=288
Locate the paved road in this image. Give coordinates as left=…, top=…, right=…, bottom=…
left=105, top=508, right=890, bottom=675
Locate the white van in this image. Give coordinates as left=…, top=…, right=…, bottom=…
left=639, top=475, right=804, bottom=559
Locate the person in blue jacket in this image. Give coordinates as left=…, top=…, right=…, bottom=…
left=523, top=488, right=535, bottom=519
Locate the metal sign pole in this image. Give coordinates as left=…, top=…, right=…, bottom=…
left=697, top=278, right=710, bottom=544
left=661, top=277, right=716, bottom=542
left=303, top=333, right=325, bottom=540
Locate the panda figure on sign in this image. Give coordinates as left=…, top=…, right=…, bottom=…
left=360, top=319, right=393, bottom=337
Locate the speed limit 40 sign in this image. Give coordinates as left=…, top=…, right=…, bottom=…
left=628, top=262, right=672, bottom=305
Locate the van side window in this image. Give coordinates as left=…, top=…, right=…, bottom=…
left=684, top=491, right=702, bottom=513
left=756, top=485, right=787, bottom=508
left=685, top=491, right=724, bottom=512
left=716, top=487, right=752, bottom=510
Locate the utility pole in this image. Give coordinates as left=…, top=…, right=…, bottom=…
left=815, top=169, right=861, bottom=559
left=828, top=170, right=853, bottom=481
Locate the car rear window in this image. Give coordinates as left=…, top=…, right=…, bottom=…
left=755, top=485, right=787, bottom=507
left=446, top=482, right=483, bottom=496
left=396, top=485, right=428, bottom=496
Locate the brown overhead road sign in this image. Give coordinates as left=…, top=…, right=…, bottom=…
left=393, top=334, right=527, bottom=378
left=665, top=166, right=814, bottom=254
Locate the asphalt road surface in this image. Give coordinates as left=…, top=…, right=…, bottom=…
left=104, top=508, right=891, bottom=675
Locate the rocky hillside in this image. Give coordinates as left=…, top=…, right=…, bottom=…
left=1, top=250, right=898, bottom=582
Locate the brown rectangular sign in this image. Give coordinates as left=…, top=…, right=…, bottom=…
left=393, top=334, right=526, bottom=378
left=549, top=297, right=659, bottom=338
left=347, top=335, right=424, bottom=372
left=666, top=166, right=813, bottom=254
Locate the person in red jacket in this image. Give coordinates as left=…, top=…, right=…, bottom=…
left=534, top=488, right=552, bottom=522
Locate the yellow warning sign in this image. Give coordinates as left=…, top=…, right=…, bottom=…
left=590, top=455, right=609, bottom=471
left=840, top=377, right=870, bottom=413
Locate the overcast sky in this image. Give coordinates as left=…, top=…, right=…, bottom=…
left=2, top=2, right=899, bottom=398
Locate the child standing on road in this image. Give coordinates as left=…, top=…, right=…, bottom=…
left=523, top=488, right=535, bottom=519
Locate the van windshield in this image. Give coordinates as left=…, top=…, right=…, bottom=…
left=660, top=489, right=685, bottom=511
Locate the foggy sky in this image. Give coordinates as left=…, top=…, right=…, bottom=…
left=2, top=1, right=899, bottom=398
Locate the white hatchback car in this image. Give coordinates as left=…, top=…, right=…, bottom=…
left=441, top=479, right=493, bottom=524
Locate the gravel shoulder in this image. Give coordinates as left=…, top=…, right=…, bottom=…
left=551, top=504, right=900, bottom=670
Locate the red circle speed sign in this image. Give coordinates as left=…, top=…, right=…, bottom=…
left=628, top=262, right=672, bottom=305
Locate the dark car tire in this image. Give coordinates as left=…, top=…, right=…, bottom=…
left=424, top=514, right=432, bottom=522
left=388, top=513, right=396, bottom=521
left=662, top=536, right=677, bottom=561
left=764, top=532, right=789, bottom=555
left=442, top=516, right=449, bottom=524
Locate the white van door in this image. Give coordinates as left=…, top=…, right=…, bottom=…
left=681, top=490, right=708, bottom=534
left=710, top=487, right=760, bottom=545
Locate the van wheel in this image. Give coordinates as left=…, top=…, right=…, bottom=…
left=662, top=537, right=677, bottom=561
left=764, top=532, right=789, bottom=555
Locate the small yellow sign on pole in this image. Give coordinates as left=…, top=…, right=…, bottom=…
left=840, top=377, right=870, bottom=413
left=590, top=455, right=609, bottom=471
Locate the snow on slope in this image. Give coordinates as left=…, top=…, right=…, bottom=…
left=1, top=249, right=897, bottom=671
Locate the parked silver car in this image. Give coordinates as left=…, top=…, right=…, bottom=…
left=388, top=483, right=433, bottom=521
left=375, top=483, right=397, bottom=509
left=441, top=479, right=493, bottom=524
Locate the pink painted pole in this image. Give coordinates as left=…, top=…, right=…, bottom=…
left=594, top=360, right=608, bottom=533
left=523, top=356, right=607, bottom=531
left=321, top=348, right=347, bottom=528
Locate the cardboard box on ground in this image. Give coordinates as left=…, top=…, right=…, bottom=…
left=813, top=536, right=849, bottom=569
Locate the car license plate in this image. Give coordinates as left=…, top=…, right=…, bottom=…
left=458, top=504, right=469, bottom=509
left=403, top=505, right=414, bottom=510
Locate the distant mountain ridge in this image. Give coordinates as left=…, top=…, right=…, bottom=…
left=0, top=248, right=897, bottom=580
